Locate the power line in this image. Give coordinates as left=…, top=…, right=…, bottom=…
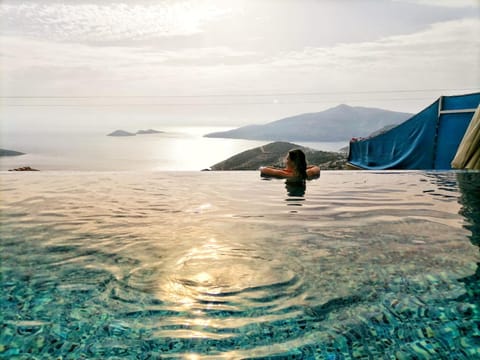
left=2, top=88, right=477, bottom=107
left=1, top=87, right=478, bottom=99
left=1, top=97, right=448, bottom=107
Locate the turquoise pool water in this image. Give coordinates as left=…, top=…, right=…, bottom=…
left=1, top=171, right=479, bottom=359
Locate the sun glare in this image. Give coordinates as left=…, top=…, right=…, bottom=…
left=161, top=1, right=235, bottom=36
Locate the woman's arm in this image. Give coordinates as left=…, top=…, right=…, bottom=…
left=260, top=166, right=292, bottom=178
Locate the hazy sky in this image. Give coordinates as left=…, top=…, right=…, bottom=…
left=1, top=0, right=479, bottom=130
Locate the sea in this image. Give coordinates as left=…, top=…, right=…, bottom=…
left=0, top=126, right=347, bottom=171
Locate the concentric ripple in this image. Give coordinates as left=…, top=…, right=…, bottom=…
left=122, top=238, right=311, bottom=354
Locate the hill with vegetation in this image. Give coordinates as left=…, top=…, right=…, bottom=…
left=209, top=142, right=347, bottom=171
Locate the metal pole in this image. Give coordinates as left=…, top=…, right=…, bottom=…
left=431, top=96, right=443, bottom=169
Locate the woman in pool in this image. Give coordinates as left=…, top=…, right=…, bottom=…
left=260, top=149, right=320, bottom=181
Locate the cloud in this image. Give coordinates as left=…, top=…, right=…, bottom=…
left=0, top=34, right=256, bottom=73
left=2, top=17, right=478, bottom=101
left=393, top=0, right=479, bottom=7
left=1, top=2, right=478, bottom=113
left=0, top=33, right=259, bottom=97
left=0, top=1, right=236, bottom=43
left=267, top=18, right=479, bottom=82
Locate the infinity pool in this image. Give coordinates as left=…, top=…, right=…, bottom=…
left=1, top=171, right=479, bottom=359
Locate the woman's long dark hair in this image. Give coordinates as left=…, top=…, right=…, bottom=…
left=288, top=149, right=307, bottom=180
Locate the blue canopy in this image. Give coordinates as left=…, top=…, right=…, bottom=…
left=348, top=93, right=480, bottom=170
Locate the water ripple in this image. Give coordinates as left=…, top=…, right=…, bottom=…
left=1, top=171, right=479, bottom=359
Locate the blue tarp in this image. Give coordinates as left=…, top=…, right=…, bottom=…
left=348, top=93, right=480, bottom=170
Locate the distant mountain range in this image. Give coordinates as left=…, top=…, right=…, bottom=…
left=205, top=104, right=412, bottom=142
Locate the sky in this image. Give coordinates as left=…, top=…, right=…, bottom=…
left=1, top=0, right=479, bottom=131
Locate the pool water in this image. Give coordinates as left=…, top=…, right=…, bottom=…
left=1, top=170, right=479, bottom=359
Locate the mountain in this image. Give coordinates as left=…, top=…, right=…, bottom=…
left=209, top=141, right=347, bottom=171
left=205, top=104, right=412, bottom=142
left=365, top=124, right=398, bottom=138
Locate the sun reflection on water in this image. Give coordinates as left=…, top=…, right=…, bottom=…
left=162, top=237, right=231, bottom=312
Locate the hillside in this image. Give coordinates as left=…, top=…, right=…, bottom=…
left=205, top=104, right=412, bottom=142
left=209, top=142, right=347, bottom=171
left=0, top=148, right=25, bottom=156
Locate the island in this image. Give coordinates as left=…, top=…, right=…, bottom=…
left=107, top=129, right=164, bottom=136
left=209, top=141, right=347, bottom=171
left=136, top=129, right=164, bottom=135
left=8, top=166, right=39, bottom=171
left=0, top=148, right=25, bottom=157
left=107, top=130, right=136, bottom=137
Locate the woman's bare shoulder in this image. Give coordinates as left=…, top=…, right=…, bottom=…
left=307, top=165, right=320, bottom=179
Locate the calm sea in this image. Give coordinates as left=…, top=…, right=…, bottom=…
left=0, top=127, right=347, bottom=171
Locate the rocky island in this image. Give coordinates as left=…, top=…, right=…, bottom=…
left=136, top=129, right=164, bottom=135
left=9, top=166, right=39, bottom=171
left=209, top=141, right=347, bottom=171
left=108, top=129, right=164, bottom=136
left=107, top=130, right=136, bottom=137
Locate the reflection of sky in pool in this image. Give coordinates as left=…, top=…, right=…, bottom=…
left=1, top=171, right=479, bottom=359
